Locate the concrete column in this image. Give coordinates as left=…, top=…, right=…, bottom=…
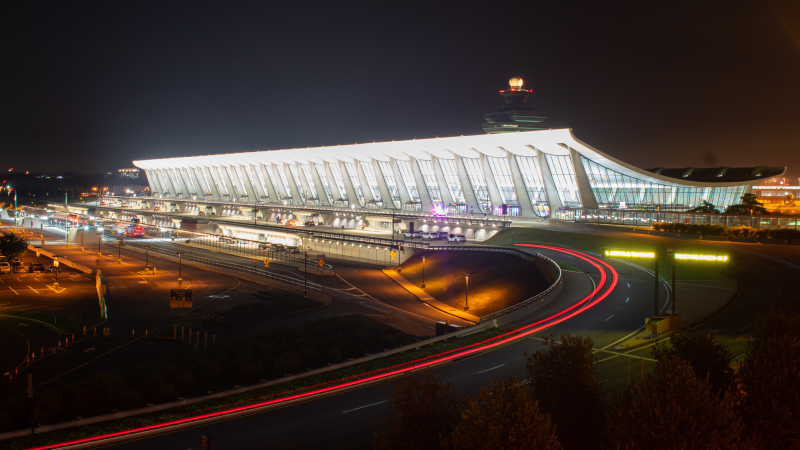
left=201, top=166, right=223, bottom=200
left=258, top=163, right=282, bottom=203
left=480, top=154, right=504, bottom=214
left=237, top=164, right=259, bottom=201
left=309, top=164, right=332, bottom=206
left=504, top=149, right=536, bottom=217
left=340, top=161, right=364, bottom=207
left=372, top=159, right=398, bottom=209
left=144, top=170, right=161, bottom=197
left=389, top=158, right=413, bottom=207
left=536, top=149, right=563, bottom=210
left=220, top=165, right=243, bottom=200
left=409, top=157, right=434, bottom=211
left=281, top=163, right=304, bottom=204
left=431, top=156, right=455, bottom=206
left=568, top=147, right=598, bottom=209
left=324, top=161, right=350, bottom=206
left=355, top=160, right=378, bottom=206
left=453, top=155, right=480, bottom=213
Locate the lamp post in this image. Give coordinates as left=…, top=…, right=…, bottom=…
left=35, top=248, right=41, bottom=264
left=421, top=255, right=426, bottom=288
left=53, top=257, right=59, bottom=288
left=117, top=238, right=122, bottom=264
left=464, top=273, right=469, bottom=311
left=64, top=193, right=69, bottom=247
left=98, top=235, right=102, bottom=257
left=144, top=245, right=150, bottom=270
left=177, top=253, right=182, bottom=286
left=80, top=229, right=84, bottom=252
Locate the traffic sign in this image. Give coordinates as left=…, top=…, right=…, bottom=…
left=390, top=250, right=396, bottom=261
left=170, top=289, right=193, bottom=308
left=317, top=259, right=325, bottom=266
left=264, top=258, right=270, bottom=267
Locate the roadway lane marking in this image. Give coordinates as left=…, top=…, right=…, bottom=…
left=605, top=315, right=614, bottom=321
left=342, top=400, right=387, bottom=414
left=28, top=286, right=39, bottom=294
left=625, top=297, right=630, bottom=303
left=8, top=287, right=19, bottom=295
left=478, top=364, right=505, bottom=374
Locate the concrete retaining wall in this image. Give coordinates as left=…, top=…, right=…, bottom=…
left=26, top=245, right=93, bottom=274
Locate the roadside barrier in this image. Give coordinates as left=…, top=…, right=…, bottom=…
left=426, top=245, right=563, bottom=324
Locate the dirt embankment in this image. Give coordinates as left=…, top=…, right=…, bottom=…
left=399, top=250, right=547, bottom=317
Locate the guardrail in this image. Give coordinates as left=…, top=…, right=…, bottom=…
left=427, top=245, right=562, bottom=322
left=123, top=241, right=328, bottom=293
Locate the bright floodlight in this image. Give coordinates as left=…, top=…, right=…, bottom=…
left=509, top=77, right=523, bottom=88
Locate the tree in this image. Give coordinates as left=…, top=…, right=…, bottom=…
left=651, top=329, right=734, bottom=396
left=608, top=355, right=750, bottom=449
left=687, top=200, right=720, bottom=213
left=724, top=193, right=769, bottom=215
left=526, top=334, right=606, bottom=450
left=738, top=309, right=800, bottom=449
left=0, top=231, right=28, bottom=261
left=374, top=369, right=458, bottom=450
left=448, top=376, right=562, bottom=450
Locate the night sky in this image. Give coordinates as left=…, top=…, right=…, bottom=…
left=3, top=1, right=799, bottom=180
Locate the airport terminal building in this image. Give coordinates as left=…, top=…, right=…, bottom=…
left=133, top=128, right=782, bottom=219
left=132, top=79, right=784, bottom=223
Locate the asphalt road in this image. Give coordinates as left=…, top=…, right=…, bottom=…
left=68, top=235, right=800, bottom=450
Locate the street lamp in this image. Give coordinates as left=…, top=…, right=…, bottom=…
left=177, top=253, right=182, bottom=286
left=117, top=238, right=122, bottom=264
left=464, top=273, right=469, bottom=311
left=421, top=255, right=426, bottom=288
left=35, top=247, right=41, bottom=263
left=98, top=235, right=102, bottom=257
left=144, top=245, right=150, bottom=270
left=53, top=256, right=59, bottom=288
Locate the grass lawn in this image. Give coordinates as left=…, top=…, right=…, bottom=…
left=484, top=228, right=731, bottom=281
left=155, top=289, right=325, bottom=336
left=0, top=310, right=104, bottom=334
left=399, top=250, right=548, bottom=316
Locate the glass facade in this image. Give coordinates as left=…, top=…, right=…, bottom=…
left=359, top=161, right=382, bottom=203
left=396, top=160, right=421, bottom=203
left=438, top=159, right=466, bottom=205
left=250, top=164, right=269, bottom=201
left=486, top=157, right=518, bottom=206
left=378, top=161, right=402, bottom=208
left=462, top=158, right=491, bottom=213
left=514, top=156, right=549, bottom=217
left=417, top=159, right=443, bottom=207
left=300, top=164, right=319, bottom=203
left=328, top=163, right=349, bottom=205
left=544, top=154, right=581, bottom=207
left=314, top=163, right=334, bottom=204
left=136, top=135, right=762, bottom=224
left=287, top=164, right=307, bottom=203
left=274, top=164, right=293, bottom=201
left=344, top=162, right=366, bottom=207
left=180, top=168, right=196, bottom=196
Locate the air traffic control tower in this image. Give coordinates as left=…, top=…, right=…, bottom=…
left=482, top=77, right=547, bottom=134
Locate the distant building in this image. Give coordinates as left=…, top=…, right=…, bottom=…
left=111, top=185, right=149, bottom=196
left=118, top=168, right=140, bottom=179
left=752, top=180, right=800, bottom=215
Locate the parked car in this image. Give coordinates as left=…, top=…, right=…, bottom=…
left=424, top=231, right=444, bottom=240
left=448, top=234, right=467, bottom=243
left=258, top=243, right=271, bottom=249
left=411, top=231, right=423, bottom=239
left=13, top=265, right=28, bottom=274
left=0, top=262, right=10, bottom=274
left=403, top=231, right=414, bottom=238
left=304, top=221, right=316, bottom=226
left=28, top=263, right=46, bottom=273
left=47, top=265, right=62, bottom=273
left=198, top=211, right=205, bottom=216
